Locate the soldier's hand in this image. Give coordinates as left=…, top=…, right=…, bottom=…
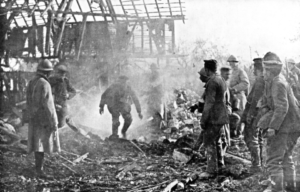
left=267, top=128, right=276, bottom=137
left=138, top=113, right=143, bottom=120
left=99, top=108, right=104, bottom=115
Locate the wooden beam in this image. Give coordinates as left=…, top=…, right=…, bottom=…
left=130, top=0, right=138, bottom=17
left=126, top=21, right=137, bottom=49
left=76, top=15, right=87, bottom=60
left=167, top=0, right=172, bottom=17
left=142, top=0, right=150, bottom=20
left=56, top=0, right=77, bottom=22
left=106, top=0, right=117, bottom=23
left=154, top=0, right=161, bottom=18
left=86, top=0, right=96, bottom=21
left=98, top=0, right=107, bottom=22
left=45, top=10, right=53, bottom=55
left=76, top=0, right=83, bottom=12
left=55, top=0, right=74, bottom=56
left=41, top=0, right=53, bottom=17
left=171, top=20, right=175, bottom=52
left=178, top=0, right=184, bottom=23
left=119, top=0, right=128, bottom=22
left=114, top=2, right=185, bottom=6
left=14, top=3, right=28, bottom=27
left=141, top=23, right=143, bottom=51
left=56, top=0, right=67, bottom=17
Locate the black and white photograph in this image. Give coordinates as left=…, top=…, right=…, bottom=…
left=1, top=0, right=300, bottom=191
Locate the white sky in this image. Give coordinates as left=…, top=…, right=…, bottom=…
left=176, top=0, right=300, bottom=62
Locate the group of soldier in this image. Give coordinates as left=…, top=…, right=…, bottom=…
left=25, top=51, right=300, bottom=192
left=197, top=52, right=300, bottom=192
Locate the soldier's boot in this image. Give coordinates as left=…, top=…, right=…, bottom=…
left=249, top=148, right=262, bottom=174
left=35, top=152, right=53, bottom=180
left=109, top=121, right=120, bottom=139
left=284, top=173, right=296, bottom=192
left=121, top=114, right=132, bottom=139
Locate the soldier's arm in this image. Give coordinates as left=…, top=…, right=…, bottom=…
left=65, top=78, right=76, bottom=99
left=129, top=87, right=142, bottom=114
left=99, top=87, right=111, bottom=109
left=200, top=81, right=216, bottom=126
left=42, top=81, right=58, bottom=129
left=268, top=82, right=288, bottom=131
left=232, top=70, right=249, bottom=92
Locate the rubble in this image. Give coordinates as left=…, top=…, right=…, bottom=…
left=1, top=88, right=300, bottom=192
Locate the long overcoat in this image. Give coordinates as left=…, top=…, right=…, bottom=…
left=230, top=67, right=250, bottom=111
left=26, top=73, right=60, bottom=154
left=201, top=74, right=229, bottom=145
left=258, top=75, right=300, bottom=133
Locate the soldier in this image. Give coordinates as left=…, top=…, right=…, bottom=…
left=49, top=64, right=76, bottom=128
left=26, top=60, right=60, bottom=179
left=261, top=52, right=300, bottom=192
left=200, top=60, right=229, bottom=178
left=227, top=55, right=250, bottom=138
left=241, top=58, right=265, bottom=174
left=99, top=75, right=143, bottom=139
left=145, top=63, right=163, bottom=127
left=220, top=67, right=241, bottom=138
left=287, top=59, right=300, bottom=101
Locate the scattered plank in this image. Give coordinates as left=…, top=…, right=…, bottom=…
left=129, top=140, right=146, bottom=157
left=225, top=152, right=251, bottom=165
left=73, top=153, right=89, bottom=164
left=61, top=162, right=77, bottom=173
left=57, top=154, right=76, bottom=166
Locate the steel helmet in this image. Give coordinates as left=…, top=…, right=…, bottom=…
left=37, top=59, right=53, bottom=71
left=56, top=64, right=68, bottom=72
left=227, top=55, right=238, bottom=63
left=263, top=52, right=282, bottom=69
left=287, top=58, right=296, bottom=64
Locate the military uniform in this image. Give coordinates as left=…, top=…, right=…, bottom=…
left=27, top=73, right=60, bottom=154
left=99, top=79, right=141, bottom=138
left=229, top=67, right=250, bottom=111
left=261, top=52, right=300, bottom=192
left=49, top=75, right=76, bottom=128
left=228, top=89, right=242, bottom=137
left=26, top=60, right=60, bottom=179
left=242, top=75, right=265, bottom=170
left=201, top=73, right=229, bottom=174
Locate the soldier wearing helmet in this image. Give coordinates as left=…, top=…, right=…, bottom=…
left=260, top=52, right=300, bottom=192
left=26, top=59, right=60, bottom=179
left=241, top=58, right=265, bottom=174
left=287, top=58, right=300, bottom=101
left=49, top=63, right=76, bottom=128
left=227, top=55, right=250, bottom=139
left=99, top=75, right=143, bottom=139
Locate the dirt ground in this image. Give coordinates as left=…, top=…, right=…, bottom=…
left=2, top=126, right=292, bottom=192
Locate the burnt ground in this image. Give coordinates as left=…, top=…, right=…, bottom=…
left=2, top=127, right=295, bottom=192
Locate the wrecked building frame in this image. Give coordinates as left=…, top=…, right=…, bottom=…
left=0, top=0, right=185, bottom=112
left=1, top=0, right=186, bottom=61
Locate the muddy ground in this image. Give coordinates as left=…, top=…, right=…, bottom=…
left=2, top=126, right=294, bottom=192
